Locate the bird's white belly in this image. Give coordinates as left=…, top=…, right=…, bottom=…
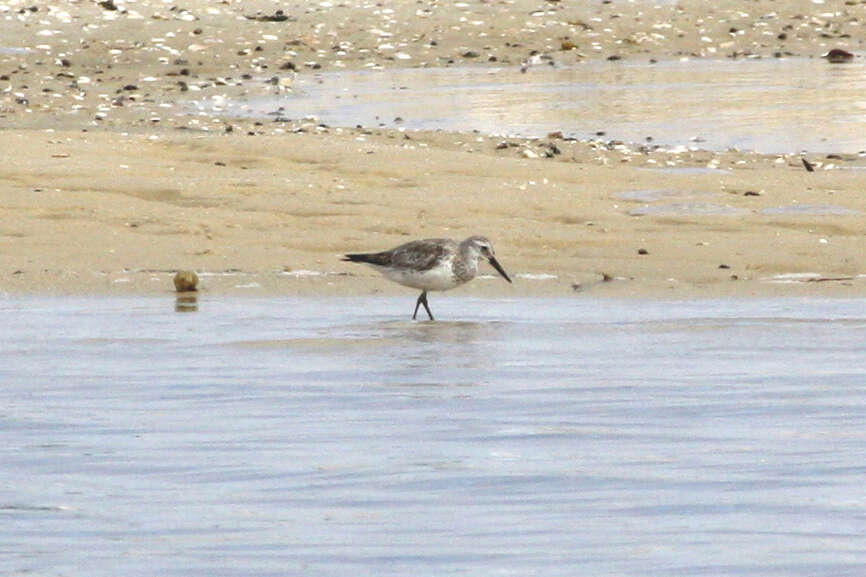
left=379, top=263, right=461, bottom=291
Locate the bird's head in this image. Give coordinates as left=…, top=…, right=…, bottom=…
left=463, top=236, right=512, bottom=283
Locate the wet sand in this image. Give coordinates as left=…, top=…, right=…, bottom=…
left=2, top=0, right=866, bottom=298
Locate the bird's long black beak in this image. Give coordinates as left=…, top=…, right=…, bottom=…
left=488, top=256, right=512, bottom=283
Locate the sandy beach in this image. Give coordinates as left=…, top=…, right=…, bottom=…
left=2, top=0, right=866, bottom=298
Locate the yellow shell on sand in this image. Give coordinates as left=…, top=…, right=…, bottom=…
left=173, top=270, right=199, bottom=292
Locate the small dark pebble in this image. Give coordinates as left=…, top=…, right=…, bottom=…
left=718, top=264, right=730, bottom=269
left=801, top=157, right=815, bottom=172
left=122, top=84, right=137, bottom=91
left=246, top=9, right=291, bottom=22
left=462, top=50, right=480, bottom=58
left=637, top=248, right=649, bottom=255
left=606, top=55, right=621, bottom=61
left=98, top=0, right=118, bottom=10
left=743, top=190, right=761, bottom=196
left=823, top=48, right=854, bottom=63
left=214, top=161, right=226, bottom=166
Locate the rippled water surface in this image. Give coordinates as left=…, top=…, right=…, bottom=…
left=224, top=59, right=866, bottom=154
left=3, top=297, right=866, bottom=576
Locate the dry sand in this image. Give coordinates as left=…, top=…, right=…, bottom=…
left=2, top=0, right=866, bottom=298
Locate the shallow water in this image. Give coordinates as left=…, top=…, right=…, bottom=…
left=615, top=190, right=861, bottom=218
left=628, top=202, right=748, bottom=217
left=3, top=297, right=866, bottom=576
left=223, top=59, right=866, bottom=154
left=760, top=204, right=861, bottom=216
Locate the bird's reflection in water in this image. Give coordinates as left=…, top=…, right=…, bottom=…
left=369, top=319, right=508, bottom=374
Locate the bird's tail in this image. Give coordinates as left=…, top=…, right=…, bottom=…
left=342, top=252, right=391, bottom=266
left=342, top=253, right=369, bottom=263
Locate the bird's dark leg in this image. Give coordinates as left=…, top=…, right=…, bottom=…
left=421, top=292, right=434, bottom=321
left=413, top=290, right=434, bottom=321
left=412, top=291, right=423, bottom=320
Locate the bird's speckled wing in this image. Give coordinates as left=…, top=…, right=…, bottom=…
left=389, top=239, right=456, bottom=272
